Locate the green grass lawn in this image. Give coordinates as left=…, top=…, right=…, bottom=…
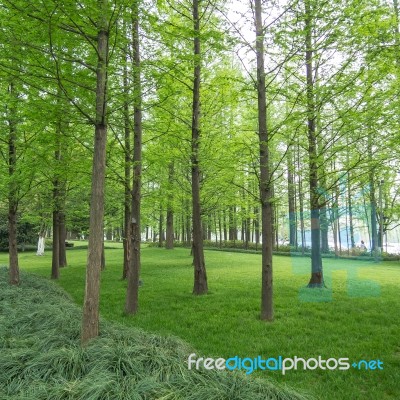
left=1, top=244, right=400, bottom=400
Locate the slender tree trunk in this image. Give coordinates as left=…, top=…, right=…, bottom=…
left=122, top=38, right=131, bottom=279
left=165, top=209, right=174, bottom=249
left=337, top=186, right=342, bottom=255
left=52, top=137, right=61, bottom=278
left=245, top=217, right=251, bottom=249
left=181, top=212, right=185, bottom=245
left=223, top=209, right=227, bottom=242
left=207, top=217, right=212, bottom=241
left=274, top=206, right=279, bottom=250
left=125, top=1, right=143, bottom=314
left=54, top=89, right=67, bottom=269
left=8, top=81, right=19, bottom=285
left=81, top=0, right=109, bottom=343
left=59, top=211, right=67, bottom=267
left=166, top=162, right=174, bottom=249
left=8, top=206, right=18, bottom=284
left=101, top=240, right=106, bottom=270
left=332, top=192, right=339, bottom=258
left=287, top=146, right=296, bottom=247
left=254, top=206, right=260, bottom=251
left=158, top=206, right=163, bottom=247
left=305, top=0, right=323, bottom=286
left=186, top=200, right=191, bottom=245
left=218, top=211, right=222, bottom=247
left=297, top=144, right=306, bottom=254
left=191, top=0, right=207, bottom=295
left=51, top=208, right=60, bottom=279
left=347, top=179, right=355, bottom=251
left=367, top=133, right=378, bottom=259
left=255, top=0, right=273, bottom=320
left=229, top=206, right=236, bottom=241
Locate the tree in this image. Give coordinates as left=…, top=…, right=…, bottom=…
left=254, top=0, right=273, bottom=320
left=81, top=0, right=110, bottom=343
left=191, top=0, right=208, bottom=295
left=125, top=0, right=143, bottom=314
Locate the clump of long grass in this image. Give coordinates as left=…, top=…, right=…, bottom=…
left=0, top=267, right=311, bottom=400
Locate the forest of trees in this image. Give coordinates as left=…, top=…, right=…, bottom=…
left=1, top=0, right=400, bottom=340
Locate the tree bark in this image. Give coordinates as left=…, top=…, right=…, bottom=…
left=59, top=211, right=67, bottom=267
left=125, top=1, right=143, bottom=314
left=166, top=209, right=174, bottom=249
left=229, top=206, right=236, bottom=241
left=8, top=81, right=19, bottom=285
left=158, top=206, right=164, bottom=247
left=191, top=0, right=208, bottom=295
left=255, top=0, right=273, bottom=320
left=287, top=146, right=296, bottom=247
left=223, top=209, right=227, bottom=242
left=367, top=130, right=379, bottom=260
left=166, top=162, right=174, bottom=249
left=81, top=0, right=109, bottom=343
left=123, top=54, right=132, bottom=278
left=51, top=209, right=60, bottom=279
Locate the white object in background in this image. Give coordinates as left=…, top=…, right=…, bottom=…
left=36, top=235, right=45, bottom=256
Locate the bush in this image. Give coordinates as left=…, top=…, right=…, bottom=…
left=0, top=214, right=38, bottom=252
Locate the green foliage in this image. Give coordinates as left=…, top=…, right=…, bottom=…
left=0, top=214, right=37, bottom=251
left=0, top=266, right=308, bottom=400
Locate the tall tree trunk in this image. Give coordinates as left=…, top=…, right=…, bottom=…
left=297, top=144, right=306, bottom=254
left=59, top=211, right=67, bottom=267
left=207, top=217, right=212, bottom=241
left=218, top=211, right=223, bottom=247
left=367, top=133, right=378, bottom=259
left=332, top=189, right=339, bottom=258
left=166, top=162, right=174, bottom=249
left=347, top=168, right=355, bottom=251
left=255, top=0, right=273, bottom=320
left=245, top=217, right=251, bottom=249
left=254, top=206, right=260, bottom=251
left=223, top=209, right=227, bottom=242
left=305, top=0, right=323, bottom=287
left=54, top=89, right=67, bottom=269
left=8, top=81, right=19, bottom=285
left=158, top=206, right=164, bottom=247
left=186, top=200, right=191, bottom=245
left=51, top=134, right=61, bottom=278
left=165, top=209, right=174, bottom=249
left=51, top=208, right=60, bottom=279
left=122, top=45, right=132, bottom=278
left=125, top=1, right=143, bottom=314
left=229, top=206, right=236, bottom=241
left=287, top=146, right=296, bottom=247
left=191, top=0, right=208, bottom=295
left=81, top=0, right=109, bottom=343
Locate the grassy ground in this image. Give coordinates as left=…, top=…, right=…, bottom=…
left=0, top=267, right=306, bottom=400
left=1, top=243, right=399, bottom=400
